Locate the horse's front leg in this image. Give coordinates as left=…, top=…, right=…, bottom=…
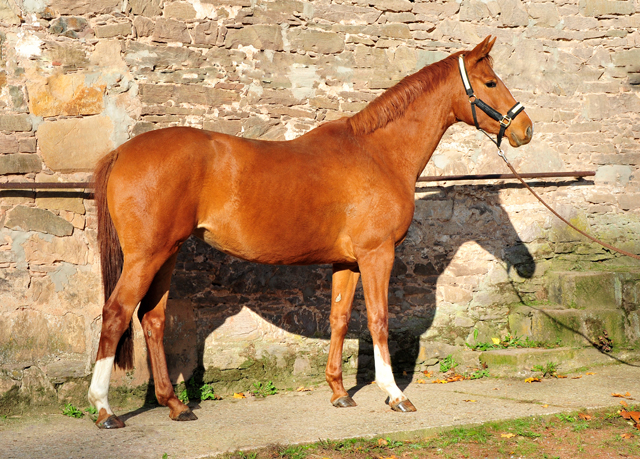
left=358, top=243, right=417, bottom=412
left=326, top=263, right=360, bottom=407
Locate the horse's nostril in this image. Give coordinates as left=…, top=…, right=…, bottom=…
left=526, top=125, right=533, bottom=140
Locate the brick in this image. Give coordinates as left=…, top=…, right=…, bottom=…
left=94, top=22, right=132, bottom=39
left=5, top=206, right=74, bottom=236
left=0, top=115, right=32, bottom=132
left=0, top=154, right=42, bottom=175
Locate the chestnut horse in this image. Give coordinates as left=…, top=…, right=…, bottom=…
left=88, top=36, right=533, bottom=428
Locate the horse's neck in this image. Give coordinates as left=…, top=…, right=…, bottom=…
left=365, top=80, right=457, bottom=186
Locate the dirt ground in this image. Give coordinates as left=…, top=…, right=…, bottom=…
left=1, top=363, right=639, bottom=459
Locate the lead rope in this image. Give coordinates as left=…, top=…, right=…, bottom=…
left=495, top=149, right=640, bottom=261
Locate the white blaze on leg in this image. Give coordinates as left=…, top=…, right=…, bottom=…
left=88, top=356, right=115, bottom=415
left=373, top=345, right=407, bottom=404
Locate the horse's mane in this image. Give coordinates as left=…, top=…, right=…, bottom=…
left=349, top=51, right=490, bottom=136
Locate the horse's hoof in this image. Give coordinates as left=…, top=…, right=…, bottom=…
left=96, top=414, right=126, bottom=429
left=172, top=409, right=198, bottom=422
left=390, top=399, right=417, bottom=412
left=332, top=396, right=357, bottom=408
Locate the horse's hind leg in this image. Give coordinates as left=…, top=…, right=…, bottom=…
left=89, top=257, right=163, bottom=428
left=326, top=264, right=360, bottom=407
left=138, top=252, right=197, bottom=422
left=358, top=242, right=416, bottom=412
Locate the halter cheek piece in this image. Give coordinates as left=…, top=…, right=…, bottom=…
left=458, top=56, right=525, bottom=149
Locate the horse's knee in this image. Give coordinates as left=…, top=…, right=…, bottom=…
left=330, top=313, right=350, bottom=335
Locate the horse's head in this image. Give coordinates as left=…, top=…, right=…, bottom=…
left=454, top=36, right=533, bottom=148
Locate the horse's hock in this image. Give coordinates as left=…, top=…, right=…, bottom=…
left=1, top=1, right=639, bottom=409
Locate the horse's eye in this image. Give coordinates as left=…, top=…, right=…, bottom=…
left=486, top=81, right=497, bottom=88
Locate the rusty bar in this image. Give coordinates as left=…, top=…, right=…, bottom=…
left=0, top=182, right=95, bottom=190
left=0, top=171, right=596, bottom=190
left=417, top=171, right=595, bottom=183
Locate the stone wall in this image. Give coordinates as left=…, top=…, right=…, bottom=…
left=0, top=0, right=639, bottom=406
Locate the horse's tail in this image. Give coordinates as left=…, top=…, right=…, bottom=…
left=94, top=150, right=133, bottom=370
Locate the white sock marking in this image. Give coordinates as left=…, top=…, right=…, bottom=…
left=88, top=356, right=115, bottom=415
left=373, top=345, right=406, bottom=404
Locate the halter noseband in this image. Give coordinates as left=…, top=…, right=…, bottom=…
left=458, top=55, right=524, bottom=149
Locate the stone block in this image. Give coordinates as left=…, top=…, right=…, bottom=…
left=94, top=22, right=133, bottom=39
left=44, top=41, right=89, bottom=70
left=165, top=1, right=197, bottom=20
left=133, top=16, right=155, bottom=37
left=89, top=40, right=126, bottom=68
left=22, top=233, right=88, bottom=265
left=497, top=0, right=528, bottom=26
left=414, top=199, right=454, bottom=221
left=48, top=0, right=121, bottom=15
left=0, top=0, right=20, bottom=25
left=49, top=17, right=89, bottom=38
left=5, top=206, right=74, bottom=236
left=19, top=366, right=57, bottom=405
left=203, top=119, right=242, bottom=136
left=580, top=0, right=635, bottom=17
left=36, top=116, right=115, bottom=172
left=27, top=72, right=106, bottom=118
left=127, top=0, right=163, bottom=17
left=369, top=0, right=414, bottom=12
left=479, top=347, right=614, bottom=377
left=225, top=25, right=283, bottom=51
left=548, top=271, right=622, bottom=310
left=0, top=114, right=32, bottom=132
left=45, top=358, right=87, bottom=383
left=288, top=29, right=345, bottom=54
left=0, top=309, right=86, bottom=366
left=194, top=21, right=218, bottom=46
left=0, top=154, right=42, bottom=175
left=0, top=135, right=18, bottom=153
left=19, top=137, right=36, bottom=153
left=140, top=84, right=240, bottom=106
left=528, top=3, right=561, bottom=27
left=595, top=165, right=632, bottom=186
left=312, top=4, right=381, bottom=24
left=618, top=194, right=640, bottom=211
left=459, top=0, right=491, bottom=21
left=152, top=18, right=191, bottom=44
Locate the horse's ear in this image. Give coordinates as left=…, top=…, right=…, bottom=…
left=467, top=36, right=497, bottom=65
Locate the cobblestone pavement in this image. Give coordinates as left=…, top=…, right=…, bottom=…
left=2, top=364, right=638, bottom=459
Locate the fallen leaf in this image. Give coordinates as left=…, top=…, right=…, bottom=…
left=621, top=433, right=634, bottom=439
left=233, top=392, right=245, bottom=399
left=491, top=337, right=501, bottom=345
left=463, top=399, right=476, bottom=403
left=377, top=438, right=388, bottom=446
left=296, top=386, right=313, bottom=392
left=525, top=377, right=541, bottom=383
left=585, top=372, right=596, bottom=375
left=612, top=392, right=632, bottom=399
left=571, top=376, right=582, bottom=379
left=501, top=433, right=516, bottom=438
left=621, top=410, right=640, bottom=424
left=416, top=379, right=427, bottom=384
left=578, top=413, right=592, bottom=421
left=432, top=379, right=448, bottom=384
left=423, top=371, right=433, bottom=378
left=620, top=400, right=629, bottom=408
left=542, top=404, right=549, bottom=408
left=446, top=374, right=465, bottom=382
left=557, top=375, right=568, bottom=379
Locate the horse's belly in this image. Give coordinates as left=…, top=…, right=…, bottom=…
left=194, top=224, right=355, bottom=266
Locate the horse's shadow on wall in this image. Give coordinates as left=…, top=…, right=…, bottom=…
left=146, top=181, right=544, bottom=406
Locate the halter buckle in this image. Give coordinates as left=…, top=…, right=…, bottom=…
left=500, top=116, right=512, bottom=128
